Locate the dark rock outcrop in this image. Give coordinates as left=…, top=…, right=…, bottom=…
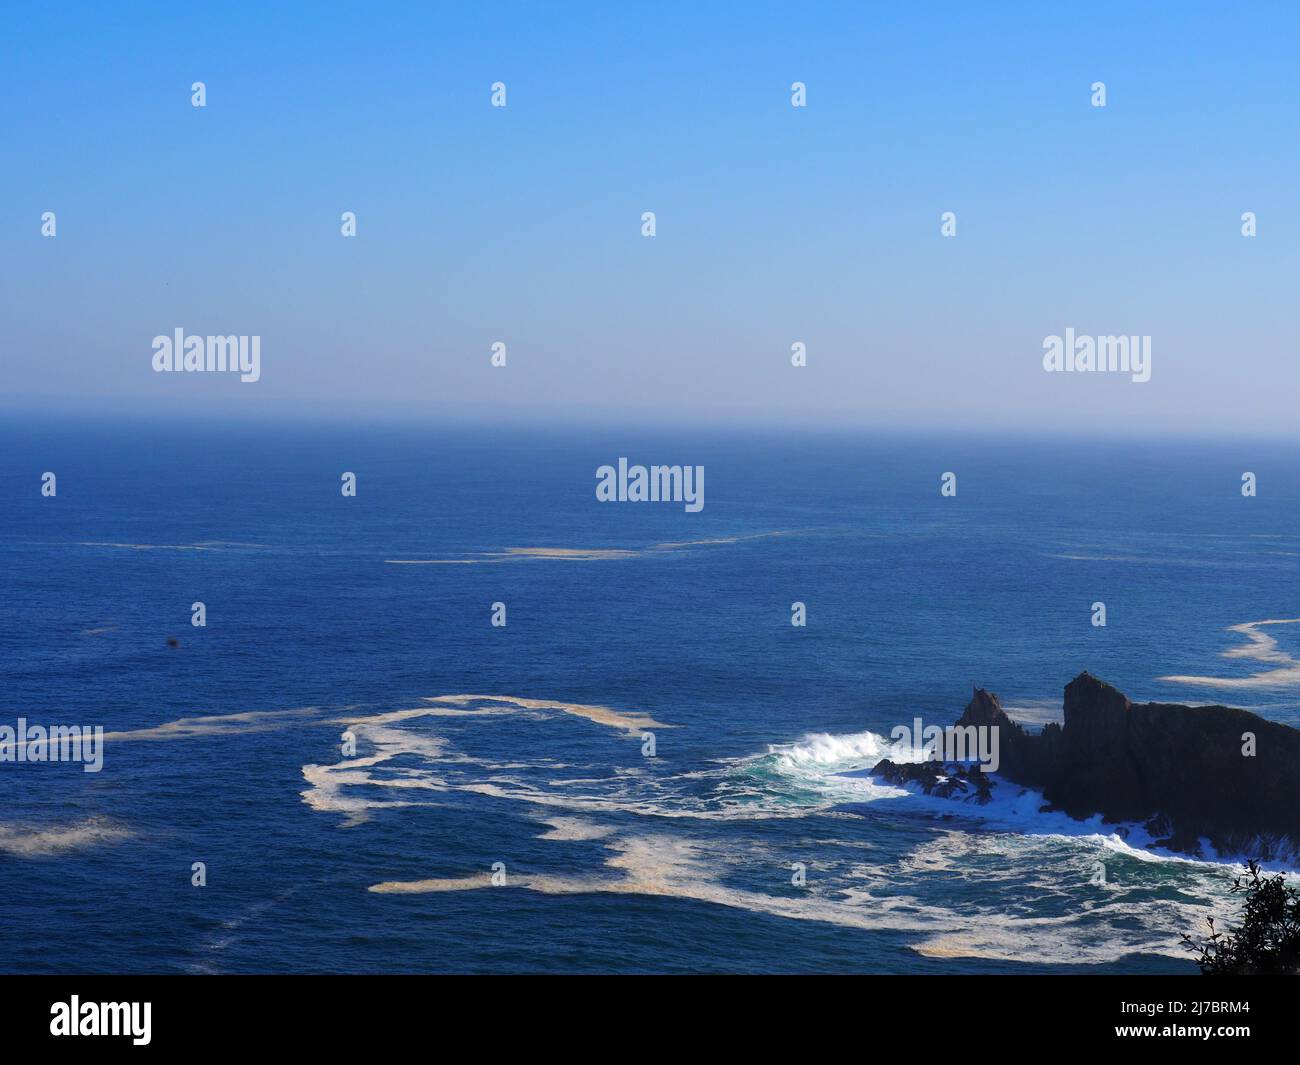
left=871, top=672, right=1300, bottom=858
left=870, top=757, right=994, bottom=803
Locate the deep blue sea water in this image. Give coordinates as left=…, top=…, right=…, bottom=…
left=3, top=414, right=1299, bottom=973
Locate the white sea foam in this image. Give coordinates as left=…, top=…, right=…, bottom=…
left=1046, top=552, right=1225, bottom=568
left=832, top=745, right=1300, bottom=870
left=769, top=730, right=891, bottom=767
left=287, top=693, right=1287, bottom=961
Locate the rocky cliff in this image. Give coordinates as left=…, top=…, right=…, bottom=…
left=871, top=672, right=1300, bottom=858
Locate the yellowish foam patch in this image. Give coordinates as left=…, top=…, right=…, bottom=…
left=365, top=833, right=1221, bottom=964
left=1161, top=618, right=1300, bottom=689
left=429, top=694, right=670, bottom=734
left=303, top=694, right=668, bottom=825
left=80, top=541, right=265, bottom=551
left=370, top=873, right=495, bottom=894
left=102, top=707, right=318, bottom=742
left=536, top=817, right=616, bottom=841
left=384, top=530, right=805, bottom=565
left=0, top=818, right=132, bottom=857
left=384, top=547, right=636, bottom=564
left=503, top=547, right=639, bottom=560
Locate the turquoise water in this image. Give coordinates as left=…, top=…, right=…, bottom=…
left=2, top=414, right=1297, bottom=972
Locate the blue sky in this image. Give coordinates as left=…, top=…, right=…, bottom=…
left=2, top=2, right=1298, bottom=432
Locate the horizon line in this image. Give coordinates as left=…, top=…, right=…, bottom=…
left=4, top=394, right=1300, bottom=443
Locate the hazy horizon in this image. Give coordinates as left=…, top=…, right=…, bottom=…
left=8, top=392, right=1300, bottom=443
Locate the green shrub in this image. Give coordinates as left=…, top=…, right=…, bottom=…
left=1183, top=860, right=1300, bottom=974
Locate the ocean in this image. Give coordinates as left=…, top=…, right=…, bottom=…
left=2, top=413, right=1298, bottom=973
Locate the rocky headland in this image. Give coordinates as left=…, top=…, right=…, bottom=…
left=870, top=672, right=1300, bottom=859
